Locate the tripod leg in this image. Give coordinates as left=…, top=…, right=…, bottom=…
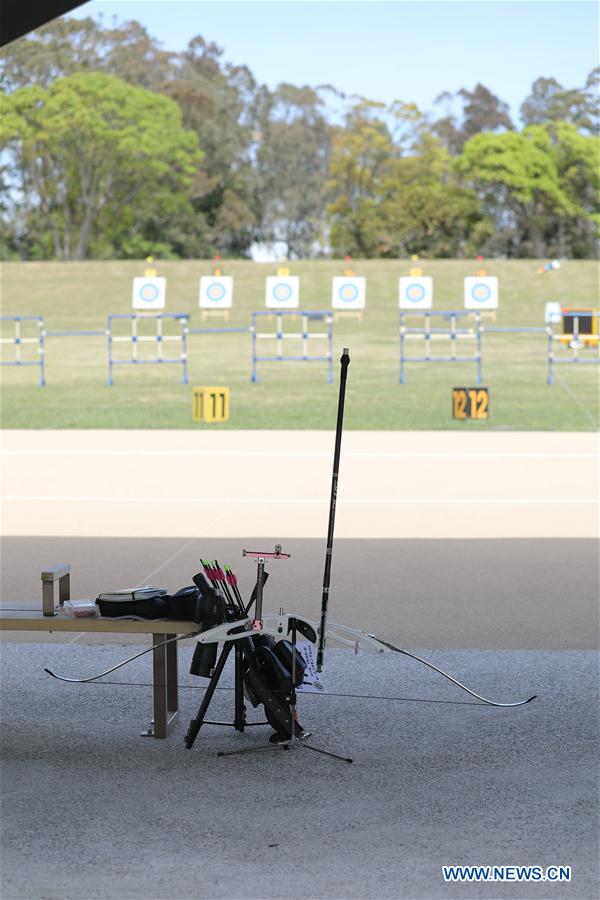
left=185, top=642, right=233, bottom=749
left=297, top=740, right=353, bottom=764
left=291, top=630, right=351, bottom=763
left=217, top=743, right=288, bottom=758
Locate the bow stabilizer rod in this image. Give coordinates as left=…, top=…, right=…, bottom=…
left=317, top=347, right=350, bottom=672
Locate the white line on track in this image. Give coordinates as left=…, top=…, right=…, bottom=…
left=1, top=450, right=596, bottom=459
left=2, top=496, right=596, bottom=504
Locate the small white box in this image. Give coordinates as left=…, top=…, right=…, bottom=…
left=545, top=302, right=562, bottom=324
left=63, top=600, right=98, bottom=618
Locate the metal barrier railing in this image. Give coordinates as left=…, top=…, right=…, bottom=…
left=107, top=313, right=189, bottom=385
left=251, top=310, right=333, bottom=383
left=546, top=311, right=599, bottom=385
left=0, top=316, right=46, bottom=386
left=400, top=310, right=482, bottom=384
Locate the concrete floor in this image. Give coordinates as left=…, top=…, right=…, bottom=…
left=1, top=644, right=597, bottom=899
left=1, top=536, right=599, bottom=899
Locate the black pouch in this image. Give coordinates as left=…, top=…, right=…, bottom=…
left=167, top=585, right=201, bottom=621
left=189, top=642, right=218, bottom=678
left=272, top=639, right=307, bottom=689
left=166, top=575, right=230, bottom=625
left=252, top=635, right=307, bottom=690
left=191, top=572, right=229, bottom=628
left=97, top=596, right=169, bottom=619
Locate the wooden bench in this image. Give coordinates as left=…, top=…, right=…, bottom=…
left=0, top=564, right=200, bottom=738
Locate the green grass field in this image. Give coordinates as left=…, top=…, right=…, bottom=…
left=0, top=259, right=598, bottom=430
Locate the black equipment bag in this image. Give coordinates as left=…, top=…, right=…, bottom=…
left=96, top=595, right=170, bottom=619
left=167, top=585, right=202, bottom=621
left=243, top=650, right=295, bottom=739
left=250, top=634, right=307, bottom=692
left=191, top=572, right=232, bottom=626
left=189, top=641, right=218, bottom=678
left=98, top=572, right=229, bottom=623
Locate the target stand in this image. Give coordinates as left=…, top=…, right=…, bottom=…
left=547, top=309, right=599, bottom=385
left=199, top=276, right=233, bottom=322
left=464, top=276, right=498, bottom=323
left=251, top=310, right=333, bottom=383
left=0, top=316, right=46, bottom=386
left=107, top=313, right=189, bottom=386
left=332, top=276, right=366, bottom=322
left=400, top=310, right=483, bottom=385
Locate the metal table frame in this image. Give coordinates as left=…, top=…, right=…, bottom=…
left=0, top=610, right=198, bottom=738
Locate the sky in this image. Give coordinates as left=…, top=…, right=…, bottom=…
left=67, top=0, right=599, bottom=122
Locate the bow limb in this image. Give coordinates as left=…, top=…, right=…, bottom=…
left=374, top=639, right=537, bottom=708
left=312, top=620, right=536, bottom=708
left=44, top=630, right=202, bottom=683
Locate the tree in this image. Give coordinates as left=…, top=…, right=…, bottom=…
left=433, top=84, right=513, bottom=154
left=379, top=136, right=487, bottom=257
left=1, top=14, right=597, bottom=260
left=0, top=16, right=177, bottom=92
left=254, top=83, right=332, bottom=257
left=167, top=35, right=259, bottom=256
left=1, top=72, right=202, bottom=259
left=326, top=99, right=394, bottom=256
left=520, top=69, right=599, bottom=134
left=455, top=127, right=582, bottom=257
left=546, top=122, right=599, bottom=256
left=326, top=100, right=485, bottom=257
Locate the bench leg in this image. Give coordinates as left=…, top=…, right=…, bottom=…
left=141, top=633, right=179, bottom=738
left=166, top=633, right=178, bottom=714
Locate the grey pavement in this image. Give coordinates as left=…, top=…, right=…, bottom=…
left=1, top=536, right=599, bottom=899
left=1, top=645, right=598, bottom=899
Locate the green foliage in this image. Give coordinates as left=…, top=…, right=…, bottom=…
left=0, top=15, right=177, bottom=91
left=433, top=84, right=514, bottom=154
left=327, top=102, right=487, bottom=257
left=520, top=71, right=599, bottom=135
left=254, top=83, right=331, bottom=258
left=168, top=36, right=259, bottom=256
left=456, top=125, right=599, bottom=257
left=1, top=72, right=202, bottom=259
left=0, top=16, right=597, bottom=261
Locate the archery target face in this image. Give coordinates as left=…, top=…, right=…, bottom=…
left=265, top=276, right=300, bottom=309
left=132, top=276, right=166, bottom=310
left=464, top=276, right=498, bottom=310
left=332, top=276, right=366, bottom=310
left=199, top=276, right=233, bottom=309
left=399, top=276, right=433, bottom=309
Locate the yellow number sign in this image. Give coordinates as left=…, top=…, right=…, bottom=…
left=192, top=386, right=230, bottom=423
left=452, top=387, right=489, bottom=420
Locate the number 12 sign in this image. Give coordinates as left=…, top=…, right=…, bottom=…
left=452, top=387, right=489, bottom=420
